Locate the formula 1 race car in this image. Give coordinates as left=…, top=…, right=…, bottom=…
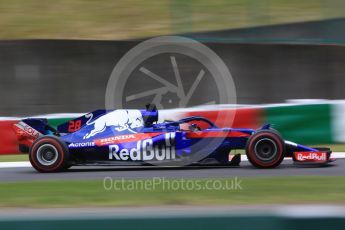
left=13, top=104, right=335, bottom=172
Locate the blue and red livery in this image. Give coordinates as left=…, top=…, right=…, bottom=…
left=12, top=104, right=335, bottom=172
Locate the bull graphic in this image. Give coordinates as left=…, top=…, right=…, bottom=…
left=83, top=110, right=144, bottom=139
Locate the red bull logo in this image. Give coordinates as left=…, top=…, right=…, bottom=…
left=109, top=133, right=175, bottom=161
left=295, top=152, right=327, bottom=162
left=83, top=110, right=144, bottom=139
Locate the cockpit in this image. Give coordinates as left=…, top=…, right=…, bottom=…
left=169, top=116, right=218, bottom=132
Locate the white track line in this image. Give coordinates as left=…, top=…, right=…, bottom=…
left=0, top=153, right=344, bottom=169
left=0, top=161, right=31, bottom=168
left=331, top=152, right=345, bottom=158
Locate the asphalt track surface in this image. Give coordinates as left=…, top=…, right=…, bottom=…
left=0, top=159, right=344, bottom=182
left=1, top=205, right=345, bottom=218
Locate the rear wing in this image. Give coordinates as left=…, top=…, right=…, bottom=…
left=12, top=118, right=58, bottom=153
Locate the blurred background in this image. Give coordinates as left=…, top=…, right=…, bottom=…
left=0, top=0, right=344, bottom=151
left=0, top=0, right=344, bottom=40
left=0, top=1, right=345, bottom=228
left=0, top=0, right=344, bottom=115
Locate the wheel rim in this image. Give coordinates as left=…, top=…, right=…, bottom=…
left=36, top=144, right=59, bottom=166
left=254, top=138, right=278, bottom=162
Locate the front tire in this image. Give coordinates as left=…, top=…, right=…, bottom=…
left=29, top=136, right=69, bottom=173
left=246, top=130, right=285, bottom=168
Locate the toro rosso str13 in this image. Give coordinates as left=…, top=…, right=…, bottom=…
left=13, top=104, right=335, bottom=172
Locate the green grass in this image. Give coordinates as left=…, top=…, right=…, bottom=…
left=0, top=0, right=344, bottom=40
left=0, top=154, right=28, bottom=162
left=318, top=144, right=345, bottom=152
left=0, top=176, right=344, bottom=207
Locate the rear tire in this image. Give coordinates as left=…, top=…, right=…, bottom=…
left=246, top=130, right=285, bottom=168
left=29, top=136, right=69, bottom=173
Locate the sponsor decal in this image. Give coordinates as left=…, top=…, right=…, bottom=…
left=96, top=134, right=135, bottom=146
left=83, top=109, right=144, bottom=139
left=295, top=152, right=327, bottom=162
left=68, top=142, right=95, bottom=148
left=15, top=122, right=41, bottom=139
left=23, top=125, right=40, bottom=138
left=95, top=133, right=163, bottom=146
left=109, top=133, right=175, bottom=161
